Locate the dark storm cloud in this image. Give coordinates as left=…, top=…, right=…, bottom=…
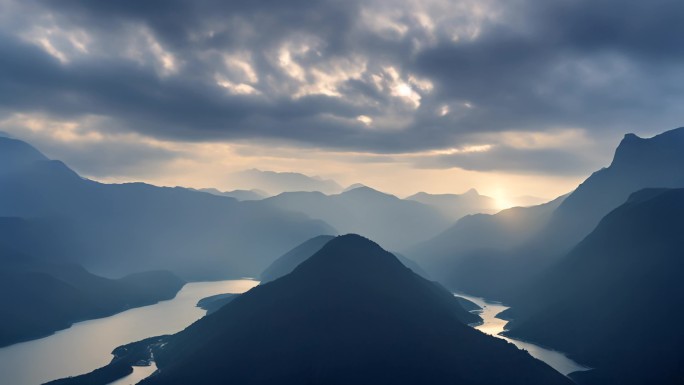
left=416, top=146, right=596, bottom=176
left=1, top=0, right=683, bottom=175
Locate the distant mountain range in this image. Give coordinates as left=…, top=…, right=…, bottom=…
left=504, top=188, right=684, bottom=385
left=62, top=235, right=570, bottom=385
left=409, top=127, right=684, bottom=300
left=405, top=194, right=567, bottom=298
left=262, top=186, right=452, bottom=250
left=0, top=136, right=334, bottom=280
left=0, top=135, right=501, bottom=281
left=405, top=188, right=498, bottom=220
left=232, top=169, right=343, bottom=195
left=197, top=188, right=268, bottom=201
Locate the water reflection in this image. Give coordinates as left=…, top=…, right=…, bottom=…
left=0, top=280, right=257, bottom=385
left=108, top=362, right=158, bottom=385
left=456, top=293, right=590, bottom=376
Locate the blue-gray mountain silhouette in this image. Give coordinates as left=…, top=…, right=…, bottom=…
left=0, top=237, right=184, bottom=347
left=406, top=194, right=566, bottom=297
left=259, top=235, right=336, bottom=283
left=263, top=186, right=451, bottom=250
left=410, top=127, right=684, bottom=300
left=260, top=235, right=430, bottom=286
left=406, top=188, right=497, bottom=220
left=0, top=137, right=334, bottom=279
left=197, top=188, right=267, bottom=201
left=234, top=169, right=343, bottom=195
left=133, top=235, right=569, bottom=385
left=503, top=188, right=684, bottom=385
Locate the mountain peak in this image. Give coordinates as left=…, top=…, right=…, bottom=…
left=0, top=137, right=49, bottom=174
left=234, top=169, right=342, bottom=194
left=292, top=234, right=406, bottom=278
left=611, top=127, right=684, bottom=169
left=136, top=231, right=569, bottom=385
left=342, top=183, right=367, bottom=192
left=340, top=185, right=393, bottom=198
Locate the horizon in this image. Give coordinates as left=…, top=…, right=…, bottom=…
left=3, top=125, right=671, bottom=208
left=2, top=1, right=683, bottom=203
left=2, top=2, right=684, bottom=384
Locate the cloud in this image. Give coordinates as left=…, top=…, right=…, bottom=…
left=0, top=0, right=682, bottom=177
left=0, top=113, right=180, bottom=178
left=415, top=145, right=596, bottom=175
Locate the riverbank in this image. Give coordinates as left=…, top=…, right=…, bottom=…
left=0, top=280, right=258, bottom=385
left=455, top=293, right=590, bottom=377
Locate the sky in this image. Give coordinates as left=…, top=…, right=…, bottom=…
left=1, top=0, right=683, bottom=203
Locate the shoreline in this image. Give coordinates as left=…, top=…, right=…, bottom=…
left=454, top=292, right=590, bottom=377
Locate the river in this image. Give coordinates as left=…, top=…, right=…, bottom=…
left=0, top=279, right=258, bottom=385
left=456, top=293, right=589, bottom=376
left=0, top=279, right=586, bottom=384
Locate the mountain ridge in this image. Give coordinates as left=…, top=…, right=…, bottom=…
left=135, top=234, right=570, bottom=385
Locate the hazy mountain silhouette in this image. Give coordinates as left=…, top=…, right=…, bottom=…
left=392, top=252, right=431, bottom=279
left=504, top=188, right=684, bottom=385
left=406, top=188, right=497, bottom=220
left=134, top=235, right=569, bottom=385
left=197, top=188, right=267, bottom=201
left=0, top=241, right=184, bottom=347
left=0, top=136, right=48, bottom=175
left=260, top=235, right=335, bottom=283
left=406, top=194, right=566, bottom=297
left=342, top=182, right=367, bottom=192
left=410, top=127, right=684, bottom=300
left=260, top=235, right=430, bottom=286
left=233, top=169, right=343, bottom=194
left=263, top=186, right=451, bottom=250
left=0, top=137, right=334, bottom=279
left=534, top=127, right=684, bottom=256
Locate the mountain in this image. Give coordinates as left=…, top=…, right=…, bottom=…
left=0, top=241, right=184, bottom=347
left=342, top=182, right=367, bottom=192
left=197, top=188, right=267, bottom=201
left=392, top=252, right=431, bottom=279
left=263, top=187, right=451, bottom=250
left=406, top=189, right=497, bottom=220
left=410, top=127, right=684, bottom=300
left=503, top=188, right=684, bottom=385
left=534, top=127, right=684, bottom=256
left=406, top=194, right=566, bottom=297
left=259, top=235, right=335, bottom=283
left=128, top=235, right=569, bottom=385
left=0, top=137, right=335, bottom=280
left=233, top=169, right=343, bottom=195
left=260, top=235, right=430, bottom=285
left=0, top=136, right=48, bottom=175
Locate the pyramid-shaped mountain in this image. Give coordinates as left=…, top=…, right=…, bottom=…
left=141, top=235, right=570, bottom=385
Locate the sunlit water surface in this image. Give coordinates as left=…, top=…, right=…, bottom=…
left=456, top=293, right=590, bottom=376
left=108, top=362, right=158, bottom=385
left=0, top=279, right=257, bottom=385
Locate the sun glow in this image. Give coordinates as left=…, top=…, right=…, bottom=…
left=492, top=189, right=514, bottom=210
